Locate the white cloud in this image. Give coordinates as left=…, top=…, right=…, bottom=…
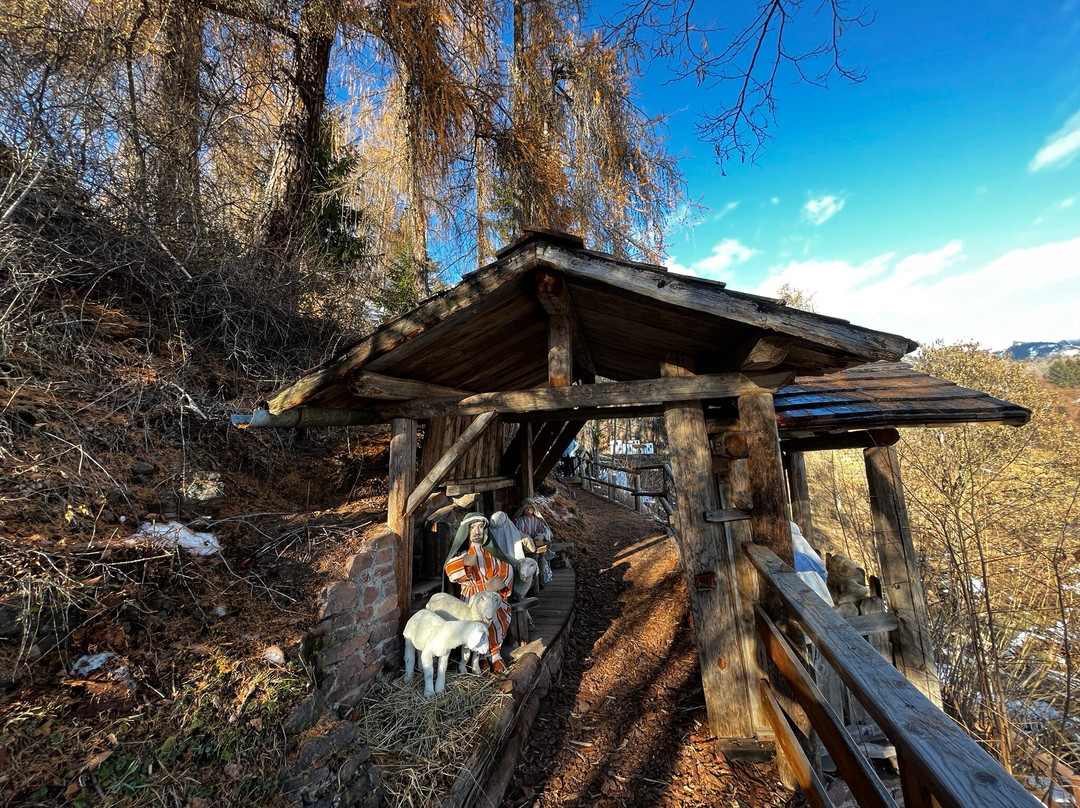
left=1030, top=109, right=1080, bottom=172
left=802, top=194, right=846, bottom=225
left=757, top=237, right=1080, bottom=350
left=770, top=197, right=780, bottom=205
left=712, top=201, right=739, bottom=221
left=669, top=238, right=758, bottom=281
left=1056, top=195, right=1077, bottom=210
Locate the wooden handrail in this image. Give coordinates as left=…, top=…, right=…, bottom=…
left=744, top=543, right=1039, bottom=808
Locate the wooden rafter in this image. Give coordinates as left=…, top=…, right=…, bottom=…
left=535, top=267, right=596, bottom=375
left=404, top=410, right=498, bottom=516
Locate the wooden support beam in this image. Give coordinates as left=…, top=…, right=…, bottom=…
left=535, top=267, right=596, bottom=375
left=376, top=371, right=793, bottom=420
left=711, top=431, right=749, bottom=459
left=739, top=392, right=794, bottom=565
left=533, top=420, right=586, bottom=487
left=758, top=682, right=834, bottom=808
left=444, top=476, right=516, bottom=496
left=389, top=418, right=417, bottom=636
left=726, top=335, right=794, bottom=371
left=781, top=428, right=901, bottom=454
left=786, top=451, right=813, bottom=541
left=405, top=411, right=498, bottom=516
left=503, top=403, right=665, bottom=423
left=349, top=371, right=470, bottom=400
left=547, top=313, right=572, bottom=387
left=661, top=354, right=757, bottom=748
left=520, top=423, right=534, bottom=499
left=864, top=445, right=943, bottom=706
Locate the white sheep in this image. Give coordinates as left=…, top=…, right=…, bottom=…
left=424, top=591, right=502, bottom=673
left=402, top=610, right=491, bottom=697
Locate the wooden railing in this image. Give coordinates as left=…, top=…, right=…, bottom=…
left=745, top=543, right=1040, bottom=808
left=570, top=452, right=677, bottom=532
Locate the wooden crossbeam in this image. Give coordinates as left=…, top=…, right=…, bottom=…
left=503, top=403, right=665, bottom=423
left=703, top=507, right=751, bottom=524
left=533, top=420, right=586, bottom=487
left=376, top=371, right=793, bottom=420
left=350, top=371, right=470, bottom=400
left=725, top=334, right=794, bottom=371
left=405, top=410, right=498, bottom=516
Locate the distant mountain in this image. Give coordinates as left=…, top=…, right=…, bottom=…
left=1000, top=340, right=1080, bottom=361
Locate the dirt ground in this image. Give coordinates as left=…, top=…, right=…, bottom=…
left=506, top=488, right=798, bottom=808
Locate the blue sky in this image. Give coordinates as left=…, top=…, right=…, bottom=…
left=610, top=0, right=1080, bottom=350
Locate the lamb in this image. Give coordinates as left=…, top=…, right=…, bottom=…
left=402, top=610, right=491, bottom=698
left=425, top=591, right=502, bottom=673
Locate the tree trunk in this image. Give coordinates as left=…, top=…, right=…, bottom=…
left=263, top=0, right=337, bottom=256
left=155, top=0, right=204, bottom=245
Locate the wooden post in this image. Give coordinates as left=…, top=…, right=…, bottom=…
left=738, top=392, right=794, bottom=565
left=661, top=354, right=757, bottom=751
left=548, top=313, right=571, bottom=387
left=520, top=422, right=534, bottom=499
left=864, top=445, right=943, bottom=706
left=389, top=418, right=417, bottom=636
left=633, top=471, right=642, bottom=513
left=786, top=451, right=813, bottom=542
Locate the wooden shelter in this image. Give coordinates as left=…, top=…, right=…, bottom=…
left=237, top=229, right=1037, bottom=804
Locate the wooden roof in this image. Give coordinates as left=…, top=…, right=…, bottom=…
left=765, top=362, right=1031, bottom=436
left=264, top=230, right=918, bottom=415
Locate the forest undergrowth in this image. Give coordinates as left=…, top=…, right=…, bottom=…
left=0, top=152, right=391, bottom=807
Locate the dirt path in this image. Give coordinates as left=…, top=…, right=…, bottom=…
left=506, top=489, right=796, bottom=808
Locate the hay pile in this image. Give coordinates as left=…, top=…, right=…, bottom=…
left=356, top=673, right=513, bottom=807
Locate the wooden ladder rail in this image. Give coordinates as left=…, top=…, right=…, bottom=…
left=745, top=543, right=1040, bottom=808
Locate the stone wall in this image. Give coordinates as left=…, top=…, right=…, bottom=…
left=314, top=523, right=401, bottom=710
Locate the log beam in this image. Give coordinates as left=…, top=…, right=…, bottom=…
left=547, top=313, right=572, bottom=387
left=535, top=268, right=596, bottom=375
left=661, top=354, right=757, bottom=749
left=405, top=411, right=498, bottom=516
left=781, top=428, right=900, bottom=454
left=864, top=445, right=942, bottom=706
left=785, top=451, right=813, bottom=541
left=520, top=423, right=534, bottom=499
left=389, top=418, right=417, bottom=636
left=711, top=431, right=749, bottom=459
left=377, top=371, right=793, bottom=420
left=349, top=372, right=470, bottom=400
left=738, top=392, right=794, bottom=564
left=725, top=334, right=794, bottom=371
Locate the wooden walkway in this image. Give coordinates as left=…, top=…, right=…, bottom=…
left=510, top=567, right=577, bottom=662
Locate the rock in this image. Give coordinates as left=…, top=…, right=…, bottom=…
left=283, top=692, right=327, bottom=736
left=262, top=645, right=286, bottom=665
left=130, top=460, right=157, bottom=476
left=213, top=605, right=228, bottom=618
left=179, top=471, right=225, bottom=517
left=295, top=722, right=360, bottom=769
left=224, top=763, right=242, bottom=779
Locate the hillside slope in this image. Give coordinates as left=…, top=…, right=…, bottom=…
left=0, top=167, right=389, bottom=806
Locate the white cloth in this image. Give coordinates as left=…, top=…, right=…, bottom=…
left=790, top=521, right=833, bottom=605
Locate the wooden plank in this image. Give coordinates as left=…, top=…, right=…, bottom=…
left=662, top=355, right=756, bottom=746
left=376, top=371, right=793, bottom=420
left=704, top=508, right=751, bottom=524
left=864, top=445, right=943, bottom=706
left=547, top=313, right=572, bottom=387
left=756, top=607, right=898, bottom=808
left=781, top=429, right=901, bottom=454
left=349, top=371, right=471, bottom=400
left=389, top=418, right=417, bottom=636
left=786, top=451, right=813, bottom=540
left=405, top=411, right=499, bottom=516
left=744, top=543, right=1040, bottom=808
left=758, top=681, right=835, bottom=808
left=539, top=242, right=917, bottom=361
left=535, top=267, right=596, bottom=375
left=444, top=476, right=516, bottom=496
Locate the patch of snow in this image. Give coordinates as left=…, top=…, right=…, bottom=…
left=70, top=652, right=117, bottom=676
left=127, top=521, right=221, bottom=556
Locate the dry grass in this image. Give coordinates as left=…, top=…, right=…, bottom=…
left=356, top=674, right=512, bottom=808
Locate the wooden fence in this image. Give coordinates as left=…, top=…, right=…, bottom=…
left=570, top=452, right=676, bottom=532
left=745, top=543, right=1040, bottom=808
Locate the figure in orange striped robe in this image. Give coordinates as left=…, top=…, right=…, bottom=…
left=444, top=514, right=514, bottom=672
